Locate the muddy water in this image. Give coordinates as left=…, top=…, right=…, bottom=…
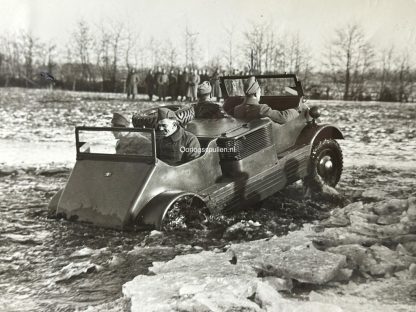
left=2, top=166, right=415, bottom=312
left=1, top=89, right=416, bottom=311
left=0, top=172, right=182, bottom=311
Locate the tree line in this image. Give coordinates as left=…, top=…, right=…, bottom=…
left=0, top=19, right=414, bottom=102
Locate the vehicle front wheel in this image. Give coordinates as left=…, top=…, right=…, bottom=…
left=161, top=195, right=210, bottom=231
left=305, top=139, right=343, bottom=188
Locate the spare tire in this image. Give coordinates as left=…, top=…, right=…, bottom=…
left=132, top=104, right=195, bottom=128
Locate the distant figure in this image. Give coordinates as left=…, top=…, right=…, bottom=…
left=200, top=69, right=209, bottom=83
left=154, top=67, right=162, bottom=99
left=126, top=69, right=139, bottom=100
left=193, top=81, right=226, bottom=119
left=145, top=70, right=156, bottom=101
left=168, top=70, right=178, bottom=101
left=155, top=108, right=200, bottom=165
left=234, top=76, right=299, bottom=124
left=210, top=69, right=222, bottom=101
left=187, top=69, right=200, bottom=102
left=157, top=68, right=169, bottom=101
left=178, top=68, right=189, bottom=101
left=111, top=112, right=151, bottom=155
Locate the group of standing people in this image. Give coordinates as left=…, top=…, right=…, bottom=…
left=143, top=67, right=222, bottom=102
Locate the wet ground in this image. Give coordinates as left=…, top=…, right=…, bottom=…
left=0, top=88, right=415, bottom=311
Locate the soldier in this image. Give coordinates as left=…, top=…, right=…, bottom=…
left=111, top=112, right=151, bottom=155
left=145, top=69, right=155, bottom=101
left=155, top=107, right=200, bottom=165
left=168, top=69, right=178, bottom=101
left=157, top=68, right=169, bottom=101
left=187, top=68, right=200, bottom=101
left=126, top=69, right=139, bottom=99
left=178, top=68, right=188, bottom=101
left=234, top=76, right=299, bottom=124
left=200, top=69, right=209, bottom=83
left=193, top=81, right=226, bottom=119
left=210, top=69, right=222, bottom=102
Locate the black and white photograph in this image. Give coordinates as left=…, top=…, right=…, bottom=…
left=0, top=0, right=415, bottom=311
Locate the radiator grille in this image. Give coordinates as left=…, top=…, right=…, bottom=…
left=217, top=124, right=273, bottom=160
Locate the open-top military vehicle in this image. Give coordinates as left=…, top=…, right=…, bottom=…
left=49, top=74, right=344, bottom=230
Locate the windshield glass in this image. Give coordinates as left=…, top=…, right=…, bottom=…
left=77, top=128, right=154, bottom=157
left=223, top=77, right=299, bottom=97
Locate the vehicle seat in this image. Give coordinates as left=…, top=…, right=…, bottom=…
left=223, top=97, right=244, bottom=116
left=196, top=137, right=213, bottom=156
left=259, top=96, right=301, bottom=111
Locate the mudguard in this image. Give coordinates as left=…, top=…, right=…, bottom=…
left=296, top=124, right=344, bottom=147
left=137, top=191, right=206, bottom=230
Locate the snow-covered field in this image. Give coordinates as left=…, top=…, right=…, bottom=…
left=0, top=88, right=415, bottom=311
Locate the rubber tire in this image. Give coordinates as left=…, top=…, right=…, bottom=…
left=161, top=195, right=209, bottom=231
left=306, top=139, right=343, bottom=188
left=132, top=104, right=195, bottom=128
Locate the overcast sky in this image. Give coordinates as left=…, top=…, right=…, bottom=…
left=1, top=0, right=416, bottom=66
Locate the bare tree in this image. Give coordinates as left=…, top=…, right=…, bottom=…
left=0, top=33, right=22, bottom=84
left=94, top=22, right=111, bottom=90
left=184, top=25, right=199, bottom=67
left=46, top=43, right=57, bottom=75
left=223, top=23, right=236, bottom=71
left=61, top=45, right=81, bottom=90
left=165, top=40, right=178, bottom=68
left=395, top=51, right=413, bottom=102
left=20, top=31, right=41, bottom=86
left=244, top=21, right=268, bottom=73
left=72, top=19, right=92, bottom=81
left=109, top=21, right=124, bottom=91
left=378, top=46, right=394, bottom=100
left=324, top=23, right=374, bottom=100
left=123, top=26, right=139, bottom=71
left=148, top=36, right=160, bottom=67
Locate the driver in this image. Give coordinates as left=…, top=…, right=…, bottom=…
left=193, top=81, right=226, bottom=119
left=234, top=76, right=299, bottom=124
left=111, top=112, right=151, bottom=155
left=156, top=108, right=201, bottom=165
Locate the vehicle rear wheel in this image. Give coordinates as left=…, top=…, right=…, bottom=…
left=161, top=195, right=210, bottom=231
left=132, top=104, right=195, bottom=128
left=305, top=139, right=343, bottom=188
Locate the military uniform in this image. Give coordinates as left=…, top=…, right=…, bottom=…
left=168, top=72, right=178, bottom=100
left=156, top=126, right=200, bottom=165
left=187, top=72, right=200, bottom=100
left=210, top=71, right=222, bottom=100
left=157, top=72, right=169, bottom=100
left=193, top=100, right=225, bottom=119
left=193, top=81, right=225, bottom=119
left=234, top=97, right=299, bottom=124
left=178, top=71, right=188, bottom=99
left=234, top=76, right=299, bottom=124
left=145, top=71, right=155, bottom=101
left=126, top=72, right=139, bottom=99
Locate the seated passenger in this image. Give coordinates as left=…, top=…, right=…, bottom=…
left=193, top=81, right=226, bottom=119
left=111, top=112, right=151, bottom=155
left=156, top=108, right=201, bottom=165
left=234, top=76, right=299, bottom=124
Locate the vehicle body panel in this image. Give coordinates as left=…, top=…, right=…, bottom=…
left=57, top=160, right=154, bottom=228
left=131, top=140, right=223, bottom=222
